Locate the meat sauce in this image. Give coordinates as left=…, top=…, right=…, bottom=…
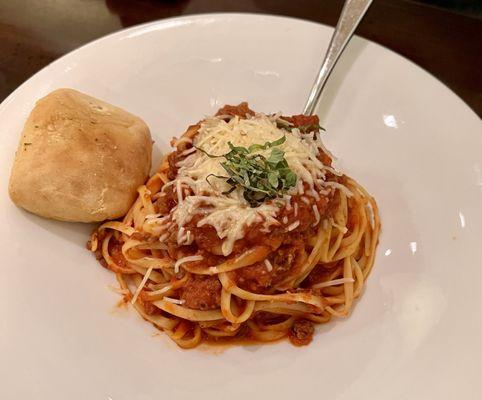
left=176, top=191, right=334, bottom=298
left=139, top=104, right=336, bottom=310
left=200, top=314, right=315, bottom=346
left=180, top=275, right=222, bottom=310
left=216, top=102, right=255, bottom=118
left=289, top=319, right=315, bottom=346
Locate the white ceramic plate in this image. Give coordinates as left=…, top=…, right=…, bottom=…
left=0, top=14, right=480, bottom=400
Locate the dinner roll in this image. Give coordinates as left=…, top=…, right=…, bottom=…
left=9, top=88, right=152, bottom=222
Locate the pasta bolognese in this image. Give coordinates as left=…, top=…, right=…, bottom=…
left=89, top=103, right=380, bottom=348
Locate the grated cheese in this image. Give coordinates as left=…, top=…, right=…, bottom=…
left=172, top=136, right=192, bottom=147
left=312, top=204, right=320, bottom=227
left=264, top=259, right=273, bottom=272
left=176, top=180, right=184, bottom=205
left=177, top=227, right=186, bottom=244
left=174, top=255, right=204, bottom=273
left=159, top=232, right=169, bottom=242
left=185, top=230, right=193, bottom=245
left=285, top=195, right=292, bottom=211
left=131, top=266, right=154, bottom=305
left=180, top=146, right=197, bottom=157
left=155, top=285, right=172, bottom=295
left=163, top=297, right=185, bottom=305
left=324, top=181, right=354, bottom=197
left=157, top=113, right=350, bottom=256
left=287, top=220, right=300, bottom=232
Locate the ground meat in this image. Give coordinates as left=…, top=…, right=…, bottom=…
left=233, top=240, right=306, bottom=293
left=233, top=262, right=272, bottom=293
left=273, top=243, right=300, bottom=274
left=156, top=185, right=177, bottom=215
left=190, top=221, right=224, bottom=254
left=110, top=243, right=128, bottom=268
left=138, top=291, right=160, bottom=315
left=282, top=114, right=319, bottom=129
left=317, top=151, right=332, bottom=167
left=142, top=299, right=159, bottom=316
left=167, top=124, right=199, bottom=180
left=255, top=312, right=289, bottom=326
left=272, top=240, right=306, bottom=283
left=171, top=124, right=199, bottom=151
left=302, top=264, right=329, bottom=288
left=98, top=257, right=108, bottom=269
left=244, top=229, right=283, bottom=251
left=189, top=215, right=282, bottom=256
left=92, top=245, right=103, bottom=261
left=216, top=102, right=255, bottom=118
left=281, top=114, right=332, bottom=166
left=180, top=275, right=222, bottom=310
left=167, top=151, right=179, bottom=181
left=130, top=232, right=151, bottom=241
left=289, top=319, right=314, bottom=346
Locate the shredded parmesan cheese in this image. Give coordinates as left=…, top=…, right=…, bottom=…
left=185, top=230, right=193, bottom=245
left=155, top=113, right=351, bottom=255
left=163, top=297, right=185, bottom=305
left=174, top=255, right=204, bottom=273
left=264, top=259, right=273, bottom=272
left=287, top=220, right=300, bottom=232
left=131, top=266, right=154, bottom=305
left=285, top=195, right=292, bottom=211
left=312, top=204, right=320, bottom=227
left=176, top=180, right=184, bottom=205
left=159, top=232, right=169, bottom=242
left=155, top=285, right=172, bottom=295
left=324, top=181, right=354, bottom=197
left=177, top=227, right=186, bottom=244
left=172, top=136, right=192, bottom=147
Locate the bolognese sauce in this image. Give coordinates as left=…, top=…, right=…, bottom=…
left=89, top=102, right=380, bottom=348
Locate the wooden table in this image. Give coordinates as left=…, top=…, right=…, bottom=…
left=1, top=0, right=481, bottom=116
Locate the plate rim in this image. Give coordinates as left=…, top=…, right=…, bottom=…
left=0, top=12, right=481, bottom=400
left=0, top=12, right=479, bottom=122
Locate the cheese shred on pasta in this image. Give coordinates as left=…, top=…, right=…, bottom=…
left=90, top=103, right=380, bottom=349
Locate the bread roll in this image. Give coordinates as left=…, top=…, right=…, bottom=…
left=8, top=88, right=152, bottom=222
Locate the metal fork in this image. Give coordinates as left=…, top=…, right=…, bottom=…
left=303, top=0, right=373, bottom=115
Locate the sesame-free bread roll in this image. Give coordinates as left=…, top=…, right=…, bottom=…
left=8, top=88, right=152, bottom=222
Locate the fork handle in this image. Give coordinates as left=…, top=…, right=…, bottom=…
left=303, top=0, right=373, bottom=115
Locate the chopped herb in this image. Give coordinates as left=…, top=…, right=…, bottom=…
left=197, top=136, right=297, bottom=207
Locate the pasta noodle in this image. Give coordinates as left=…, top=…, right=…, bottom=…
left=89, top=104, right=380, bottom=348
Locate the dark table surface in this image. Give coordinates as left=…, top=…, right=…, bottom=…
left=1, top=0, right=481, bottom=117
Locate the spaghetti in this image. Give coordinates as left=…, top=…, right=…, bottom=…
left=89, top=103, right=380, bottom=348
